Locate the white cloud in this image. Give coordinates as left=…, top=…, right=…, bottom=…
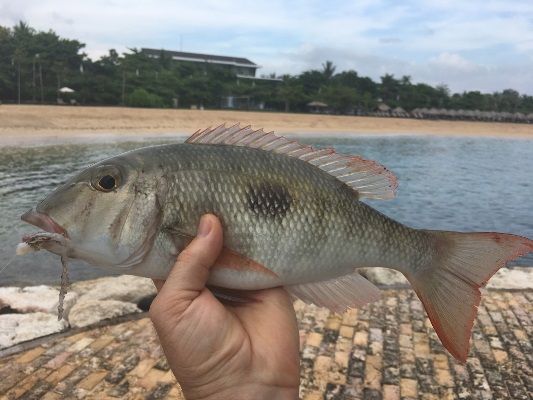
left=0, top=0, right=532, bottom=94
left=430, top=53, right=478, bottom=72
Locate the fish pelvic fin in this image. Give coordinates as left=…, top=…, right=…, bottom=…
left=186, top=123, right=398, bottom=200
left=407, top=230, right=533, bottom=363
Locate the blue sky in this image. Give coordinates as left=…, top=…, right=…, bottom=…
left=2, top=0, right=533, bottom=94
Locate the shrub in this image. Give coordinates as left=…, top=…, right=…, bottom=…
left=127, top=88, right=164, bottom=108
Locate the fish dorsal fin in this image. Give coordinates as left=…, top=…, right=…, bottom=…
left=186, top=123, right=397, bottom=200
left=285, top=273, right=381, bottom=314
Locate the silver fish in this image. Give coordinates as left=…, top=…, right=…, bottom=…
left=20, top=124, right=533, bottom=362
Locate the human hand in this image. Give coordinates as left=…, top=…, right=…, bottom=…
left=149, top=214, right=300, bottom=400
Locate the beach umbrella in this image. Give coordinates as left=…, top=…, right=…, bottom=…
left=307, top=101, right=328, bottom=107
left=58, top=87, right=75, bottom=93
left=377, top=103, right=391, bottom=112
left=500, top=111, right=512, bottom=122
left=513, top=112, right=525, bottom=122
left=392, top=106, right=406, bottom=117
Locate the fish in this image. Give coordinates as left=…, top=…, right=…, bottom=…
left=20, top=124, right=533, bottom=362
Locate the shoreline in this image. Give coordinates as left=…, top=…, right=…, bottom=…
left=1, top=105, right=532, bottom=147
left=0, top=268, right=531, bottom=352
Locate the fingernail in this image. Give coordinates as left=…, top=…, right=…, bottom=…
left=198, top=216, right=212, bottom=237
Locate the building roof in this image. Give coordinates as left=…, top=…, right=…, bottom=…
left=141, top=48, right=259, bottom=68
left=236, top=74, right=282, bottom=82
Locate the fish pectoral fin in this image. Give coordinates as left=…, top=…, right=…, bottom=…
left=186, top=124, right=397, bottom=200
left=214, top=248, right=279, bottom=278
left=286, top=273, right=381, bottom=314
left=208, top=286, right=260, bottom=305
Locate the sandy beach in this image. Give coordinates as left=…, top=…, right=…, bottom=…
left=1, top=105, right=532, bottom=145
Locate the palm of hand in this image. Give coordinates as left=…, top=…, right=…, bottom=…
left=152, top=286, right=300, bottom=399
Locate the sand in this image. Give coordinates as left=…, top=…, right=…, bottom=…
left=0, top=105, right=532, bottom=146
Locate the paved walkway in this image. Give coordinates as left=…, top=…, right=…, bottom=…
left=0, top=289, right=531, bottom=400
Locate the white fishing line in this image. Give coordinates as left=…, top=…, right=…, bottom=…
left=58, top=255, right=70, bottom=321
left=0, top=253, right=16, bottom=275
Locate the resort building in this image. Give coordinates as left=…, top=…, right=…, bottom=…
left=141, top=48, right=281, bottom=110
left=141, top=48, right=259, bottom=78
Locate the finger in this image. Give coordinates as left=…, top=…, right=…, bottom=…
left=159, top=214, right=223, bottom=298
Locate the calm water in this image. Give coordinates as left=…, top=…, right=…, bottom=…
left=1, top=136, right=532, bottom=286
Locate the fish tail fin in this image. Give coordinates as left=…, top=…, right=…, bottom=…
left=406, top=230, right=533, bottom=362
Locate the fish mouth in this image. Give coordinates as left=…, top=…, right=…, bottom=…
left=21, top=209, right=68, bottom=238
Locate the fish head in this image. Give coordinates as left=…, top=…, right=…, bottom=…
left=21, top=154, right=164, bottom=269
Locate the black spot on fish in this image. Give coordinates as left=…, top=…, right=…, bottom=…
left=247, top=182, right=292, bottom=218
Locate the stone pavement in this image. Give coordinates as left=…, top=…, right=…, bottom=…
left=0, top=289, right=531, bottom=400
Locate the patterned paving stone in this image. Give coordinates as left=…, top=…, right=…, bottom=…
left=0, top=290, right=531, bottom=399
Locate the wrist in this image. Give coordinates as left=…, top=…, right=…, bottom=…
left=183, top=383, right=299, bottom=400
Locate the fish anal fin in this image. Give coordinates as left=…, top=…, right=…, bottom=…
left=186, top=123, right=398, bottom=200
left=286, top=273, right=381, bottom=314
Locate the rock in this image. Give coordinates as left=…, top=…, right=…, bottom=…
left=70, top=275, right=156, bottom=304
left=0, top=285, right=78, bottom=315
left=359, top=266, right=533, bottom=289
left=68, top=299, right=140, bottom=328
left=359, top=268, right=408, bottom=286
left=0, top=312, right=68, bottom=349
left=486, top=267, right=533, bottom=290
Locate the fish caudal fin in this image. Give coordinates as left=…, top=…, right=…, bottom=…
left=408, top=231, right=533, bottom=362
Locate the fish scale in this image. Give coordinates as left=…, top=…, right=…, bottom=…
left=138, top=143, right=415, bottom=285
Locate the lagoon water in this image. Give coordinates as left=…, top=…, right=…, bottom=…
left=1, top=135, right=532, bottom=286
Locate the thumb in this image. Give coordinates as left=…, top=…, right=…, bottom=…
left=158, top=214, right=223, bottom=300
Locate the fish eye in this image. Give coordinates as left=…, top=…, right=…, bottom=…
left=91, top=164, right=123, bottom=192
left=97, top=175, right=117, bottom=192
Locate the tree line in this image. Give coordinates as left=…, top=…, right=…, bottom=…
left=1, top=22, right=532, bottom=115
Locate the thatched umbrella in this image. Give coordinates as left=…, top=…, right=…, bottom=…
left=392, top=106, right=406, bottom=117
left=377, top=103, right=391, bottom=112
left=513, top=112, right=525, bottom=122
left=416, top=107, right=428, bottom=119
left=488, top=111, right=495, bottom=121
left=470, top=110, right=482, bottom=121
left=493, top=111, right=503, bottom=121
left=445, top=109, right=457, bottom=119
left=426, top=108, right=439, bottom=119
left=463, top=110, right=475, bottom=120
left=500, top=111, right=512, bottom=122
left=410, top=108, right=422, bottom=118
left=307, top=101, right=328, bottom=113
left=478, top=111, right=490, bottom=121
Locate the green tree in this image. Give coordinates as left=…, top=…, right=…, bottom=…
left=379, top=73, right=400, bottom=106
left=279, top=75, right=305, bottom=112
left=321, top=85, right=358, bottom=114
left=321, top=60, right=336, bottom=80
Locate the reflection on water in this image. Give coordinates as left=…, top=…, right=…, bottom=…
left=1, top=136, right=532, bottom=286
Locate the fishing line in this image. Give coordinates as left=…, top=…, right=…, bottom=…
left=0, top=253, right=16, bottom=275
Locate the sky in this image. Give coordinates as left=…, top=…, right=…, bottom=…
left=1, top=0, right=533, bottom=94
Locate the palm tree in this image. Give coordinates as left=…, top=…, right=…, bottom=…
left=321, top=60, right=336, bottom=80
